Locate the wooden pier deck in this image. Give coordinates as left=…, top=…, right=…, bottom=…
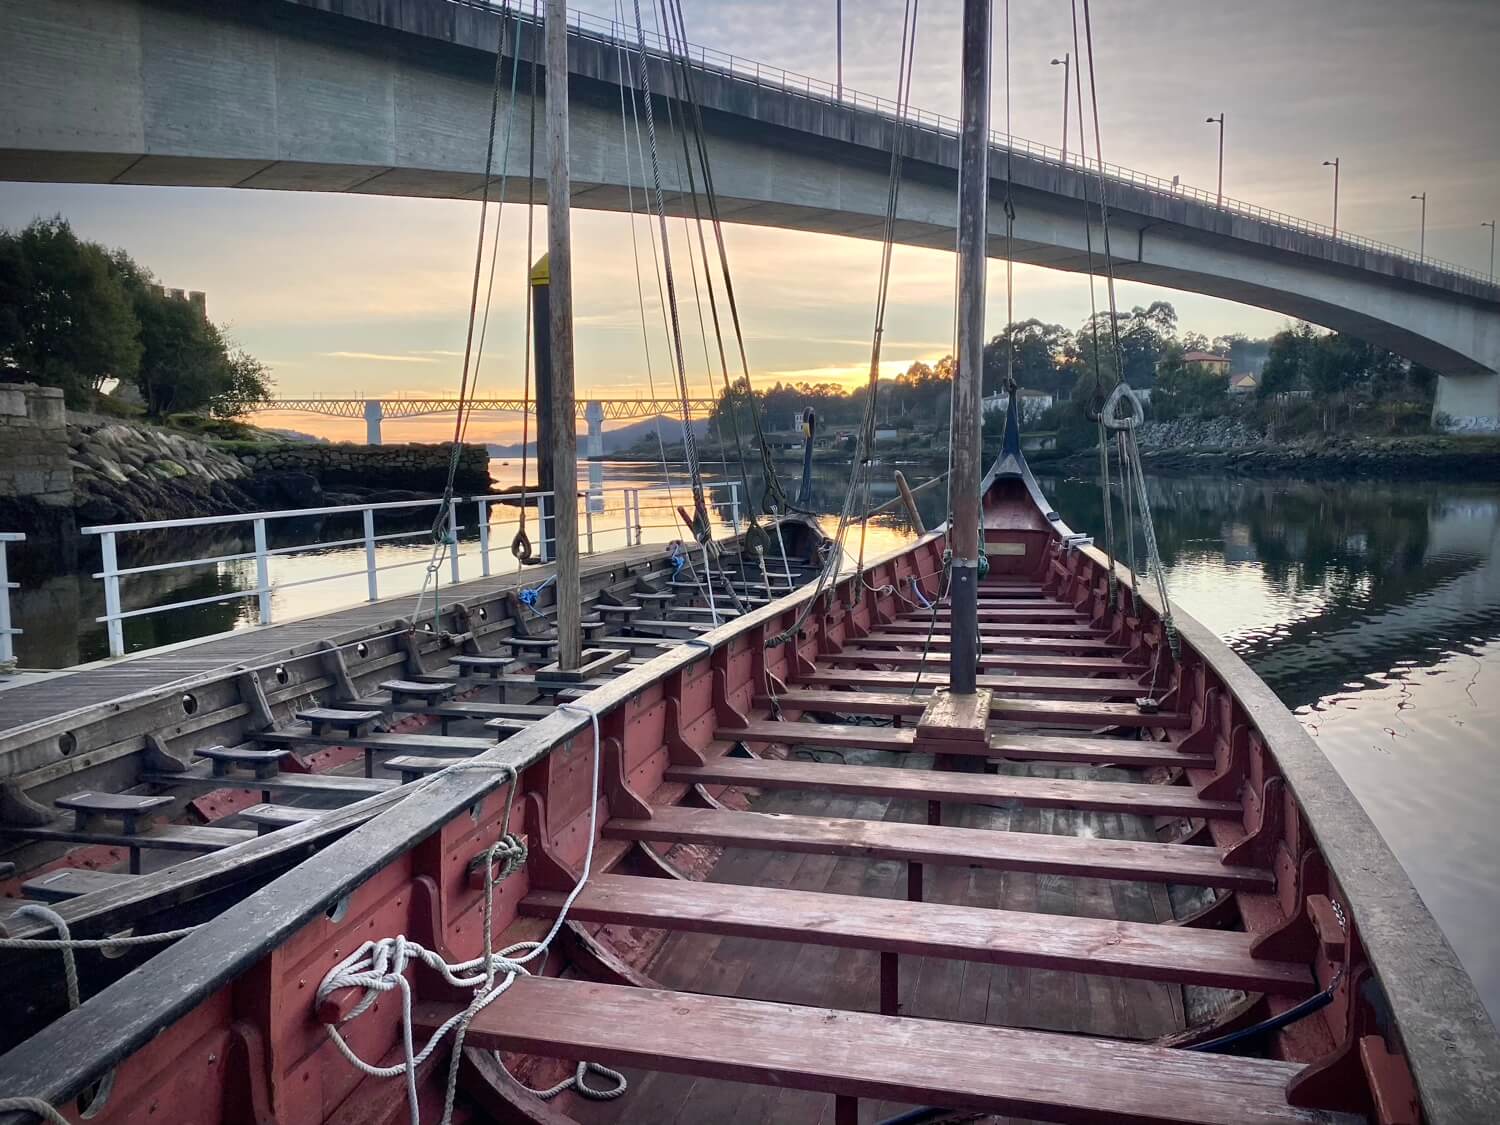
left=0, top=541, right=669, bottom=743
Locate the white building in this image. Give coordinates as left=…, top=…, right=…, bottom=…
left=981, top=389, right=1054, bottom=424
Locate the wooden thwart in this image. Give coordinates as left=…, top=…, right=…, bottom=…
left=763, top=690, right=1187, bottom=728
left=412, top=977, right=1342, bottom=1125
left=669, top=756, right=1241, bottom=819
left=522, top=874, right=1310, bottom=992
left=604, top=806, right=1273, bottom=889
left=800, top=668, right=1140, bottom=698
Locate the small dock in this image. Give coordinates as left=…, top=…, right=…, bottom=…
left=0, top=541, right=671, bottom=747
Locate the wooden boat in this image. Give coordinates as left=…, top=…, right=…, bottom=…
left=2, top=1, right=1496, bottom=1121
left=0, top=399, right=1494, bottom=1123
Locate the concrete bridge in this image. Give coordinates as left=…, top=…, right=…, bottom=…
left=4, top=0, right=1500, bottom=427
left=256, top=395, right=717, bottom=446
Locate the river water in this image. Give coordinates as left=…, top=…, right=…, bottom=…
left=5, top=460, right=1499, bottom=1024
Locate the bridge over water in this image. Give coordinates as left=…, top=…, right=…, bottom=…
left=256, top=396, right=718, bottom=446
left=4, top=0, right=1499, bottom=426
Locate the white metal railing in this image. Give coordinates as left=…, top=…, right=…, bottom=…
left=468, top=0, right=1496, bottom=289
left=82, top=482, right=744, bottom=658
left=0, top=533, right=22, bottom=665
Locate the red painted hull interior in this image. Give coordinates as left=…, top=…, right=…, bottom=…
left=0, top=484, right=1471, bottom=1125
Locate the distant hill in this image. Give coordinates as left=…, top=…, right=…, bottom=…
left=486, top=414, right=708, bottom=457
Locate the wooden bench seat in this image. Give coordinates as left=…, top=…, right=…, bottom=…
left=54, top=792, right=172, bottom=834
left=523, top=874, right=1308, bottom=993
left=633, top=590, right=678, bottom=602
left=413, top=977, right=1342, bottom=1125
left=10, top=823, right=255, bottom=855
left=295, top=708, right=382, bottom=736
left=448, top=654, right=513, bottom=680
left=798, top=668, right=1143, bottom=699
left=603, top=806, right=1271, bottom=890
left=142, top=763, right=395, bottom=800
left=596, top=601, right=643, bottom=616
left=672, top=754, right=1240, bottom=820
left=256, top=727, right=493, bottom=777
left=21, top=868, right=138, bottom=903
left=193, top=745, right=291, bottom=780
left=830, top=647, right=1132, bottom=675
left=863, top=627, right=1125, bottom=651
left=762, top=690, right=1188, bottom=729
left=381, top=755, right=456, bottom=784
left=379, top=679, right=458, bottom=706
left=240, top=804, right=327, bottom=834
left=893, top=617, right=1108, bottom=637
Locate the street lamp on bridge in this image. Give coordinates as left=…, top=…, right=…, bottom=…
left=1204, top=113, right=1224, bottom=206
left=1322, top=158, right=1341, bottom=236
left=1484, top=220, right=1497, bottom=283
left=1410, top=192, right=1427, bottom=262
left=1051, top=54, right=1070, bottom=160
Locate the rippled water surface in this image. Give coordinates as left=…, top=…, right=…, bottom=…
left=1035, top=473, right=1500, bottom=1025
left=9, top=462, right=1499, bottom=1023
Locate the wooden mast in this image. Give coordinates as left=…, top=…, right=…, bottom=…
left=948, top=0, right=991, bottom=696
left=545, top=0, right=580, bottom=670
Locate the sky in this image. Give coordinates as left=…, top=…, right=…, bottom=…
left=2, top=0, right=1497, bottom=443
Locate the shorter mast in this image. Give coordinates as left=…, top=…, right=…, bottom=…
left=948, top=0, right=991, bottom=696
left=545, top=0, right=580, bottom=669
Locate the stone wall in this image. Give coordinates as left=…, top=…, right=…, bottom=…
left=0, top=384, right=73, bottom=508
left=233, top=442, right=490, bottom=493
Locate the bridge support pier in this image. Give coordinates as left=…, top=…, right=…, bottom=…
left=363, top=399, right=384, bottom=445
left=584, top=400, right=605, bottom=460
left=1433, top=373, right=1500, bottom=433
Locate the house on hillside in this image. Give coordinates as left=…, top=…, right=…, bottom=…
left=1178, top=350, right=1231, bottom=374
left=1228, top=371, right=1260, bottom=395
left=981, top=388, right=1054, bottom=424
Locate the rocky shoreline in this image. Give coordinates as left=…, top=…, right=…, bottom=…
left=1035, top=433, right=1500, bottom=479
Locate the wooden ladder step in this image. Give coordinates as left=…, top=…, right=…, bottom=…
left=603, top=805, right=1271, bottom=890
left=240, top=804, right=326, bottom=834
left=21, top=868, right=138, bottom=903
left=54, top=792, right=173, bottom=834
left=523, top=874, right=1308, bottom=994
left=678, top=753, right=1240, bottom=820
left=413, top=977, right=1339, bottom=1125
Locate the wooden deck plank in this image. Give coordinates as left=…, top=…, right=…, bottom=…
left=829, top=648, right=1133, bottom=675
left=603, top=807, right=1272, bottom=890
left=669, top=756, right=1241, bottom=820
left=523, top=875, right=1310, bottom=993
left=413, top=978, right=1343, bottom=1125
left=797, top=668, right=1142, bottom=698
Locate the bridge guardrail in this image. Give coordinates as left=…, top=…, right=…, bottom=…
left=80, top=481, right=745, bottom=659
left=467, top=0, right=1494, bottom=290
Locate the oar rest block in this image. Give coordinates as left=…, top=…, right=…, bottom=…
left=595, top=602, right=643, bottom=619
left=381, top=755, right=454, bottom=785
left=194, top=745, right=291, bottom=780
left=296, top=707, right=383, bottom=737
left=240, top=803, right=326, bottom=835
left=380, top=679, right=458, bottom=706
left=54, top=791, right=173, bottom=835
left=500, top=636, right=558, bottom=659
left=448, top=655, right=513, bottom=680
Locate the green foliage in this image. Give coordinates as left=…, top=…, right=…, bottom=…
left=0, top=217, right=141, bottom=406
left=982, top=319, right=1076, bottom=399
left=1032, top=398, right=1098, bottom=454
left=1153, top=363, right=1228, bottom=419
left=0, top=216, right=271, bottom=416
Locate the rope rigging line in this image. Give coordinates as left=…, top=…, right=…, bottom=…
left=765, top=0, right=920, bottom=648
left=413, top=6, right=522, bottom=620
left=628, top=0, right=714, bottom=553
left=317, top=703, right=621, bottom=1125
left=512, top=0, right=543, bottom=565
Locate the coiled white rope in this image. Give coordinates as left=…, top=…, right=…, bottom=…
left=315, top=704, right=623, bottom=1125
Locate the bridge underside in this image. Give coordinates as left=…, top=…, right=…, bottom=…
left=4, top=0, right=1499, bottom=427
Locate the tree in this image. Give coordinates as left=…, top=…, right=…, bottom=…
left=0, top=217, right=141, bottom=406
left=1258, top=322, right=1319, bottom=398
left=983, top=320, right=1076, bottom=398
left=1154, top=363, right=1228, bottom=419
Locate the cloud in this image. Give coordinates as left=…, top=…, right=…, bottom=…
left=320, top=351, right=440, bottom=364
